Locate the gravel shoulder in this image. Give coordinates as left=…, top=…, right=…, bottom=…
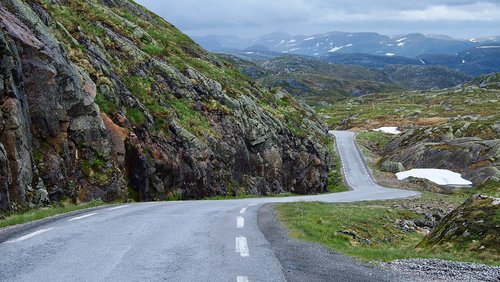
left=382, top=259, right=500, bottom=282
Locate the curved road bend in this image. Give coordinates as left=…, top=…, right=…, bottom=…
left=0, top=131, right=419, bottom=282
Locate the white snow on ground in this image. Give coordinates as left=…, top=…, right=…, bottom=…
left=245, top=52, right=254, bottom=54
left=462, top=59, right=466, bottom=64
left=420, top=59, right=426, bottom=65
left=345, top=44, right=353, bottom=47
left=287, top=39, right=296, bottom=43
left=396, top=37, right=407, bottom=42
left=386, top=53, right=395, bottom=56
left=328, top=46, right=344, bottom=53
left=396, top=169, right=473, bottom=186
left=477, top=46, right=500, bottom=49
left=397, top=42, right=405, bottom=47
left=304, top=37, right=315, bottom=41
left=373, top=127, right=401, bottom=134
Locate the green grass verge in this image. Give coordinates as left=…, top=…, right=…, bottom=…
left=276, top=199, right=499, bottom=266
left=0, top=199, right=106, bottom=229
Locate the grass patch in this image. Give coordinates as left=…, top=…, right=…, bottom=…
left=356, top=131, right=392, bottom=151
left=126, top=107, right=146, bottom=125
left=171, top=99, right=213, bottom=137
left=276, top=200, right=499, bottom=266
left=0, top=199, right=106, bottom=229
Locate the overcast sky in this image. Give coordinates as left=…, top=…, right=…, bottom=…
left=135, top=0, right=500, bottom=38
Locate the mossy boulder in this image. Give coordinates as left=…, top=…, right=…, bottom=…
left=417, top=194, right=500, bottom=261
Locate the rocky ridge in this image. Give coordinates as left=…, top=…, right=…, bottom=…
left=0, top=0, right=331, bottom=212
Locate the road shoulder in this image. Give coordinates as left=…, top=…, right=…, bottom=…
left=0, top=204, right=115, bottom=243
left=257, top=203, right=400, bottom=282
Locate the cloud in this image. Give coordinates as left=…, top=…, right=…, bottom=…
left=134, top=0, right=500, bottom=37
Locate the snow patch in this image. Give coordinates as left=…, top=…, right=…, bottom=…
left=347, top=34, right=353, bottom=37
left=477, top=46, right=500, bottom=49
left=345, top=44, right=353, bottom=47
left=245, top=52, right=254, bottom=54
left=289, top=48, right=300, bottom=52
left=420, top=59, right=426, bottom=65
left=304, top=37, right=315, bottom=41
left=276, top=40, right=286, bottom=47
left=328, top=46, right=344, bottom=53
left=287, top=39, right=296, bottom=43
left=373, top=127, right=401, bottom=135
left=396, top=37, right=407, bottom=42
left=396, top=169, right=473, bottom=186
left=462, top=59, right=466, bottom=64
left=386, top=53, right=395, bottom=56
left=397, top=42, right=405, bottom=47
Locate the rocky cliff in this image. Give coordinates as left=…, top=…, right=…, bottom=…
left=0, top=0, right=331, bottom=212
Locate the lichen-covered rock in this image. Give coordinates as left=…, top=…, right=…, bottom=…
left=385, top=128, right=500, bottom=185
left=417, top=195, right=500, bottom=259
left=380, top=160, right=405, bottom=173
left=0, top=0, right=331, bottom=211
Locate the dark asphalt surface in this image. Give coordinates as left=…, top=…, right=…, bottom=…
left=0, top=131, right=419, bottom=281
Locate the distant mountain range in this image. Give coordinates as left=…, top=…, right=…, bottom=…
left=194, top=32, right=500, bottom=76
left=219, top=54, right=471, bottom=100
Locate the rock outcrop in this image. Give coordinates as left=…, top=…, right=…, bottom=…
left=384, top=127, right=500, bottom=185
left=417, top=195, right=500, bottom=258
left=0, top=0, right=331, bottom=211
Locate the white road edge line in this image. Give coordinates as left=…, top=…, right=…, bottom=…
left=240, top=208, right=247, bottom=214
left=6, top=227, right=55, bottom=243
left=237, top=276, right=249, bottom=282
left=237, top=216, right=245, bottom=229
left=235, top=237, right=249, bottom=257
left=106, top=205, right=130, bottom=211
left=68, top=212, right=98, bottom=222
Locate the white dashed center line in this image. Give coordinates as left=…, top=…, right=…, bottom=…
left=239, top=207, right=247, bottom=214
left=6, top=227, right=55, bottom=243
left=237, top=216, right=245, bottom=229
left=237, top=276, right=249, bottom=282
left=235, top=237, right=249, bottom=257
left=68, top=213, right=98, bottom=222
left=106, top=205, right=130, bottom=211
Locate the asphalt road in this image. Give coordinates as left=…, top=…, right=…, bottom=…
left=0, top=131, right=419, bottom=282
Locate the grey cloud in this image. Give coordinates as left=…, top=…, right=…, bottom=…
left=135, top=0, right=500, bottom=38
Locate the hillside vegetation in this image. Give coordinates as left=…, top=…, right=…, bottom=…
left=0, top=0, right=331, bottom=213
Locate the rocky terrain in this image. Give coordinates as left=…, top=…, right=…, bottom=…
left=418, top=194, right=499, bottom=257
left=318, top=74, right=500, bottom=187
left=383, top=194, right=500, bottom=280
left=0, top=0, right=332, bottom=212
left=220, top=54, right=470, bottom=100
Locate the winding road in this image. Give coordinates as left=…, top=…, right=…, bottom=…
left=0, top=131, right=419, bottom=282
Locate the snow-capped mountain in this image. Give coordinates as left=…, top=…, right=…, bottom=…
left=194, top=31, right=493, bottom=58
